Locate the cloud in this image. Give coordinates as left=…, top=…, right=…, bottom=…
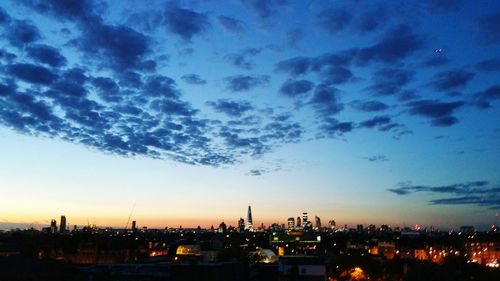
left=356, top=25, right=423, bottom=64
left=72, top=21, right=151, bottom=71
left=473, top=85, right=500, bottom=109
left=6, top=20, right=41, bottom=47
left=359, top=115, right=392, bottom=129
left=428, top=69, right=475, bottom=92
left=476, top=12, right=500, bottom=45
left=21, top=0, right=98, bottom=22
left=181, top=74, right=207, bottom=85
left=427, top=0, right=463, bottom=13
left=279, top=79, right=314, bottom=98
left=407, top=99, right=464, bottom=127
left=309, top=84, right=344, bottom=118
left=388, top=180, right=500, bottom=209
left=317, top=8, right=353, bottom=34
left=240, top=0, right=290, bottom=21
left=365, top=68, right=415, bottom=96
left=6, top=63, right=58, bottom=85
left=421, top=56, right=450, bottom=67
left=362, top=155, right=388, bottom=162
left=206, top=99, right=254, bottom=117
left=26, top=44, right=67, bottom=67
left=0, top=7, right=10, bottom=25
left=275, top=56, right=312, bottom=76
left=225, top=48, right=261, bottom=70
left=350, top=100, right=389, bottom=112
left=476, top=58, right=500, bottom=72
left=163, top=4, right=210, bottom=41
left=353, top=6, right=387, bottom=33
left=224, top=75, right=270, bottom=92
left=217, top=15, right=244, bottom=35
left=319, top=118, right=353, bottom=137
left=248, top=169, right=265, bottom=176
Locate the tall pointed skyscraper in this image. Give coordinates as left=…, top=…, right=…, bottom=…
left=245, top=205, right=253, bottom=231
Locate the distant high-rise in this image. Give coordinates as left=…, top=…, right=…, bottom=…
left=315, top=216, right=321, bottom=230
left=296, top=216, right=301, bottom=228
left=238, top=217, right=245, bottom=232
left=219, top=221, right=227, bottom=234
left=302, top=212, right=308, bottom=226
left=245, top=205, right=253, bottom=231
left=50, top=219, right=57, bottom=234
left=287, top=217, right=295, bottom=230
left=60, top=215, right=66, bottom=233
left=132, top=220, right=137, bottom=231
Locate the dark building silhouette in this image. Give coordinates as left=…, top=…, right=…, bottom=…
left=60, top=215, right=66, bottom=233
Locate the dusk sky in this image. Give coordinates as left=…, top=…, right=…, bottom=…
left=1, top=0, right=500, bottom=230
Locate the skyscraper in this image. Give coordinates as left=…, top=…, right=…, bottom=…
left=50, top=219, right=57, bottom=234
left=245, top=205, right=253, bottom=231
left=302, top=212, right=308, bottom=226
left=238, top=217, right=245, bottom=232
left=132, top=220, right=137, bottom=232
left=296, top=216, right=302, bottom=228
left=315, top=216, right=321, bottom=230
left=60, top=215, right=66, bottom=233
left=287, top=217, right=295, bottom=230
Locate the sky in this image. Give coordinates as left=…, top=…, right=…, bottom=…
left=0, top=0, right=499, bottom=230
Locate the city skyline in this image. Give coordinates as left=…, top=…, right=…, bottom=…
left=1, top=0, right=500, bottom=230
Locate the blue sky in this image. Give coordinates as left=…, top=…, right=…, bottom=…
left=0, top=0, right=499, bottom=230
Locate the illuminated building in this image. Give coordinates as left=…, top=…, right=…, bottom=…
left=297, top=217, right=302, bottom=229
left=238, top=217, right=245, bottom=232
left=302, top=212, right=308, bottom=226
left=60, top=215, right=66, bottom=233
left=287, top=217, right=295, bottom=230
left=218, top=221, right=227, bottom=234
left=328, top=220, right=336, bottom=230
left=314, top=216, right=321, bottom=230
left=245, top=205, right=253, bottom=231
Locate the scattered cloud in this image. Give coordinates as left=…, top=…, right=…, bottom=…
left=225, top=48, right=261, bottom=70
left=350, top=100, right=389, bottom=112
left=279, top=79, right=314, bottom=98
left=224, top=75, right=270, bottom=92
left=26, top=44, right=67, bottom=67
left=362, top=155, right=388, bottom=162
left=206, top=99, right=254, bottom=117
left=473, top=85, right=500, bottom=109
left=388, top=180, right=500, bottom=209
left=428, top=69, right=475, bottom=92
left=476, top=58, right=500, bottom=72
left=407, top=100, right=464, bottom=127
left=163, top=4, right=210, bottom=41
left=181, top=74, right=207, bottom=85
left=365, top=68, right=415, bottom=96
left=356, top=25, right=423, bottom=64
left=217, top=15, right=245, bottom=35
left=476, top=12, right=500, bottom=45
left=317, top=8, right=352, bottom=34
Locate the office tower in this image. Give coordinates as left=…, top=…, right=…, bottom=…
left=238, top=217, right=245, bottom=232
left=302, top=212, right=308, bottom=226
left=245, top=205, right=253, bottom=231
left=287, top=217, right=295, bottom=230
left=219, top=221, right=227, bottom=234
left=328, top=220, right=336, bottom=230
left=296, top=216, right=302, bottom=228
left=132, top=220, right=137, bottom=231
left=357, top=224, right=364, bottom=233
left=315, top=216, right=321, bottom=230
left=60, top=215, right=67, bottom=233
left=50, top=219, right=57, bottom=234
